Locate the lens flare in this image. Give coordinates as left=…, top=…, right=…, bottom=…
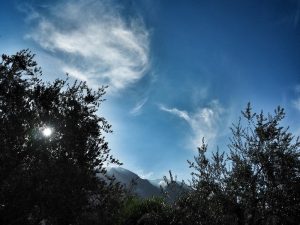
left=42, top=127, right=53, bottom=137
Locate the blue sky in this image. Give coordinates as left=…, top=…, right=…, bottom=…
left=1, top=0, right=300, bottom=180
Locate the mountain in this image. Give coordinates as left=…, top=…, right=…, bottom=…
left=105, top=167, right=190, bottom=200
left=106, top=167, right=162, bottom=198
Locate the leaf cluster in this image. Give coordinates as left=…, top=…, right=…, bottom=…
left=0, top=50, right=124, bottom=225
left=173, top=103, right=300, bottom=225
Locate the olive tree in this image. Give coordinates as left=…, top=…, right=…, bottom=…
left=0, top=50, right=123, bottom=225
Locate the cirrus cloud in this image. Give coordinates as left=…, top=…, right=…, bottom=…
left=25, top=0, right=150, bottom=92
left=130, top=97, right=148, bottom=116
left=160, top=100, right=224, bottom=147
left=292, top=84, right=300, bottom=112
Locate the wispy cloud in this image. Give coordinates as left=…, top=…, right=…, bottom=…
left=160, top=100, right=223, bottom=147
left=130, top=97, right=148, bottom=116
left=294, top=0, right=300, bottom=27
left=136, top=169, right=154, bottom=179
left=295, top=84, right=300, bottom=93
left=292, top=85, right=300, bottom=112
left=293, top=98, right=300, bottom=111
left=160, top=105, right=190, bottom=121
left=25, top=0, right=150, bottom=92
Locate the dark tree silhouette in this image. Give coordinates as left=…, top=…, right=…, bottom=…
left=173, top=104, right=300, bottom=225
left=227, top=104, right=300, bottom=225
left=118, top=196, right=172, bottom=225
left=0, top=50, right=123, bottom=225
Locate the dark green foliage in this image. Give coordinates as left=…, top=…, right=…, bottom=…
left=172, top=104, right=300, bottom=225
left=118, top=196, right=172, bottom=225
left=0, top=50, right=124, bottom=225
left=1, top=50, right=299, bottom=225
left=172, top=142, right=233, bottom=225
left=161, top=170, right=189, bottom=203
left=227, top=104, right=300, bottom=225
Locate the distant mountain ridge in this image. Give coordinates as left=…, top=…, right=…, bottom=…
left=105, top=167, right=189, bottom=200
left=106, top=167, right=162, bottom=198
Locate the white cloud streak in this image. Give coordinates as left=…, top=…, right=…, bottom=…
left=130, top=97, right=148, bottom=115
left=26, top=0, right=150, bottom=91
left=293, top=97, right=300, bottom=111
left=160, top=105, right=190, bottom=121
left=292, top=85, right=300, bottom=112
left=160, top=100, right=223, bottom=147
left=136, top=169, right=154, bottom=179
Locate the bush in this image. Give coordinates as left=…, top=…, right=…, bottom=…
left=119, top=196, right=172, bottom=225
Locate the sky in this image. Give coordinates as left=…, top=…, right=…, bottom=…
left=1, top=0, right=300, bottom=180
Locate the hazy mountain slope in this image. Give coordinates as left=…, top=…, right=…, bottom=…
left=106, top=167, right=162, bottom=198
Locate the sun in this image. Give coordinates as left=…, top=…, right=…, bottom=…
left=42, top=127, right=53, bottom=137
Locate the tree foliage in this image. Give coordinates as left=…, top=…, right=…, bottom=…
left=1, top=50, right=300, bottom=225
left=173, top=103, right=300, bottom=225
left=118, top=196, right=172, bottom=225
left=0, top=50, right=124, bottom=225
